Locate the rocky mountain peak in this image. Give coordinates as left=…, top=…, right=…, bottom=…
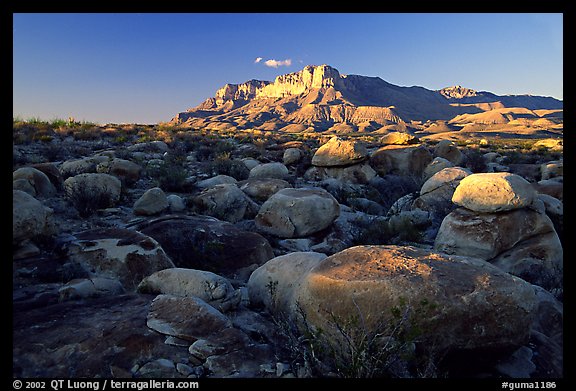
left=439, top=85, right=478, bottom=99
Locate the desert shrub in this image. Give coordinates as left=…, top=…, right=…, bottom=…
left=269, top=285, right=442, bottom=378
left=148, top=161, right=189, bottom=192
left=66, top=184, right=116, bottom=218
left=369, top=175, right=420, bottom=213
left=205, top=152, right=250, bottom=180
left=147, top=147, right=190, bottom=192
left=43, top=143, right=67, bottom=162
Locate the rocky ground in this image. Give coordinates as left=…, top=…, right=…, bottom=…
left=12, top=123, right=564, bottom=378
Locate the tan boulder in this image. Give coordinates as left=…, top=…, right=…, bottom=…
left=369, top=144, right=432, bottom=177
left=434, top=207, right=562, bottom=296
left=293, top=245, right=538, bottom=352
left=422, top=157, right=454, bottom=181
left=380, top=132, right=419, bottom=145
left=239, top=178, right=292, bottom=201
left=434, top=207, right=556, bottom=260
left=434, top=139, right=463, bottom=165
left=247, top=252, right=327, bottom=312
left=255, top=188, right=340, bottom=238
left=540, top=160, right=562, bottom=180
left=283, top=148, right=302, bottom=165
left=452, top=172, right=537, bottom=213
left=311, top=136, right=368, bottom=167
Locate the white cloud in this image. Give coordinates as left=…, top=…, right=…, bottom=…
left=254, top=57, right=263, bottom=63
left=264, top=59, right=292, bottom=68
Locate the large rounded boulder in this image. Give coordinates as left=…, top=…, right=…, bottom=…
left=311, top=137, right=368, bottom=167
left=452, top=172, right=537, bottom=213
left=135, top=215, right=274, bottom=281
left=255, top=188, right=340, bottom=238
left=291, top=245, right=537, bottom=352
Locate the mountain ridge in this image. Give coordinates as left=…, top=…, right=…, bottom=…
left=171, top=64, right=562, bottom=133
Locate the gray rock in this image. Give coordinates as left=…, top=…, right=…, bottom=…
left=13, top=167, right=57, bottom=198
left=255, top=188, right=340, bottom=238
left=13, top=190, right=55, bottom=244
left=146, top=294, right=232, bottom=342
left=249, top=162, right=289, bottom=180
left=138, top=268, right=241, bottom=312
left=64, top=228, right=175, bottom=290
left=134, top=187, right=169, bottom=216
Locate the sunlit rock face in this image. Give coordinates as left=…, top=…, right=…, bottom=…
left=248, top=244, right=539, bottom=353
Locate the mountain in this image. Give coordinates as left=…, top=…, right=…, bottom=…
left=171, top=64, right=562, bottom=134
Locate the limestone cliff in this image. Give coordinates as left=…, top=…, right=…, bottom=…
left=172, top=64, right=563, bottom=132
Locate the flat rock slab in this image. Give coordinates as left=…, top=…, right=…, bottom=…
left=146, top=294, right=232, bottom=342
left=13, top=294, right=190, bottom=378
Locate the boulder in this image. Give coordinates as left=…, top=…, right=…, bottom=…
left=192, top=184, right=253, bottom=223
left=347, top=197, right=385, bottom=216
left=303, top=163, right=377, bottom=185
left=13, top=167, right=57, bottom=198
left=532, top=179, right=563, bottom=201
left=491, top=232, right=563, bottom=298
left=127, top=140, right=169, bottom=153
left=413, top=167, right=471, bottom=229
left=434, top=140, right=463, bottom=165
left=30, top=162, right=64, bottom=191
left=255, top=188, right=340, bottom=238
left=369, top=144, right=433, bottom=177
left=241, top=158, right=261, bottom=171
left=166, top=194, right=186, bottom=212
left=63, top=173, right=122, bottom=208
left=452, top=172, right=537, bottom=213
left=59, top=156, right=110, bottom=178
left=380, top=132, right=419, bottom=145
left=146, top=294, right=232, bottom=342
left=64, top=228, right=175, bottom=290
left=249, top=162, right=289, bottom=180
left=293, top=245, right=538, bottom=352
left=434, top=207, right=556, bottom=260
left=422, top=157, right=454, bottom=182
left=311, top=136, right=368, bottom=167
left=59, top=277, right=125, bottom=301
left=135, top=215, right=274, bottom=280
left=420, top=167, right=472, bottom=196
left=138, top=268, right=241, bottom=312
left=197, top=175, right=238, bottom=189
left=434, top=207, right=562, bottom=296
left=13, top=190, right=55, bottom=244
left=283, top=148, right=302, bottom=165
left=133, top=187, right=169, bottom=216
left=540, top=160, right=562, bottom=180
left=97, top=158, right=142, bottom=185
left=247, top=252, right=327, bottom=312
left=13, top=178, right=36, bottom=196
left=239, top=178, right=292, bottom=202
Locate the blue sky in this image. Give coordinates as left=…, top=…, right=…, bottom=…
left=13, top=13, right=563, bottom=124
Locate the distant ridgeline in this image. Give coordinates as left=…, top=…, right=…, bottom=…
left=171, top=64, right=563, bottom=133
